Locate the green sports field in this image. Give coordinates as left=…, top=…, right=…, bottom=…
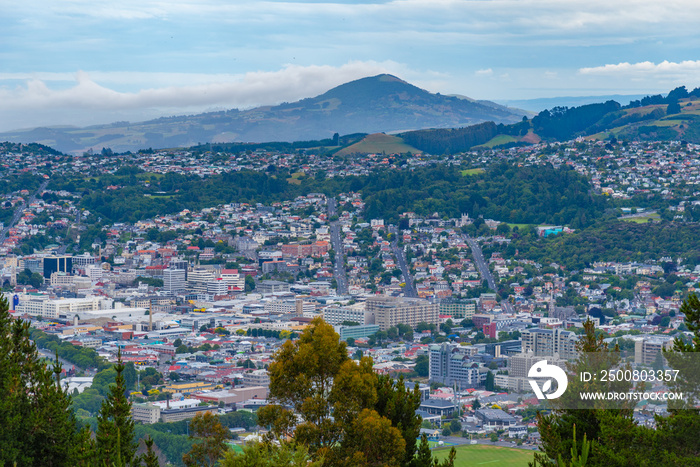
left=432, top=443, right=535, bottom=466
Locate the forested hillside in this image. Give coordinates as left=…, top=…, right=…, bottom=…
left=55, top=162, right=607, bottom=227
left=508, top=221, right=700, bottom=270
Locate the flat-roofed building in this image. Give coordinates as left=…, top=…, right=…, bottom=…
left=521, top=328, right=578, bottom=360
left=635, top=337, right=674, bottom=365
left=131, top=403, right=161, bottom=424
left=159, top=405, right=218, bottom=423
left=163, top=268, right=186, bottom=293
left=429, top=343, right=483, bottom=389
left=337, top=324, right=380, bottom=341
left=323, top=303, right=374, bottom=326
left=242, top=369, right=270, bottom=388
left=367, top=296, right=438, bottom=331
left=162, top=381, right=218, bottom=394
left=439, top=299, right=477, bottom=319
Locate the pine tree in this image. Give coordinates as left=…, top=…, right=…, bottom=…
left=0, top=295, right=84, bottom=465
left=142, top=436, right=161, bottom=467
left=532, top=319, right=633, bottom=466
left=96, top=348, right=137, bottom=466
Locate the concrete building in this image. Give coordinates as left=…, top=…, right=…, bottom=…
left=206, top=278, right=229, bottom=295
left=163, top=268, right=186, bottom=293
left=220, top=268, right=244, bottom=290
left=195, top=386, right=269, bottom=406
left=322, top=303, right=375, bottom=326
left=159, top=406, right=218, bottom=423
left=439, top=299, right=477, bottom=319
left=187, top=268, right=217, bottom=293
left=506, top=352, right=567, bottom=392
left=131, top=403, right=161, bottom=424
left=258, top=280, right=291, bottom=295
left=521, top=328, right=578, bottom=360
left=242, top=369, right=270, bottom=388
left=367, top=296, right=438, bottom=331
left=419, top=399, right=456, bottom=417
left=265, top=299, right=315, bottom=315
left=162, top=381, right=218, bottom=394
left=15, top=295, right=108, bottom=320
left=429, top=343, right=483, bottom=389
left=635, top=337, right=674, bottom=365
left=475, top=408, right=517, bottom=432
left=337, top=324, right=380, bottom=341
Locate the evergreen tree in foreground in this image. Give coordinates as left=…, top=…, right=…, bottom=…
left=96, top=348, right=138, bottom=466
left=0, top=295, right=83, bottom=466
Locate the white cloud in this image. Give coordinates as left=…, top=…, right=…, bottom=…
left=580, top=60, right=700, bottom=78
left=0, top=62, right=406, bottom=112
left=0, top=61, right=440, bottom=131
left=475, top=68, right=493, bottom=76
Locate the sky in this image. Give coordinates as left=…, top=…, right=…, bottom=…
left=2, top=0, right=700, bottom=131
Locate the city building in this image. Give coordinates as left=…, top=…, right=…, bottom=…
left=429, top=343, right=483, bottom=389
left=439, top=299, right=477, bottom=319
left=187, top=267, right=217, bottom=293
left=635, top=336, right=674, bottom=365
left=475, top=408, right=517, bottom=432
left=43, top=255, right=73, bottom=279
left=131, top=403, right=161, bottom=424
left=163, top=268, right=186, bottom=293
left=258, top=280, right=291, bottom=295
left=265, top=299, right=315, bottom=315
left=242, top=369, right=270, bottom=387
left=322, top=303, right=375, bottom=325
left=337, top=324, right=380, bottom=341
left=521, top=328, right=578, bottom=360
left=367, top=296, right=438, bottom=331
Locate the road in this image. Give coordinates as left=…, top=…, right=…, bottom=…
left=38, top=348, right=79, bottom=372
left=327, top=198, right=349, bottom=295
left=389, top=224, right=417, bottom=298
left=0, top=178, right=49, bottom=243
left=464, top=235, right=514, bottom=313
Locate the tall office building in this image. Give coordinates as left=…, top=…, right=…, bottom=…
left=43, top=256, right=73, bottom=279
left=521, top=328, right=578, bottom=360
left=429, top=343, right=483, bottom=388
left=187, top=267, right=216, bottom=293
left=634, top=337, right=674, bottom=365
left=163, top=268, right=186, bottom=293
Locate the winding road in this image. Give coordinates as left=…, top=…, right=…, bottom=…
left=389, top=224, right=417, bottom=298
left=327, top=198, right=349, bottom=294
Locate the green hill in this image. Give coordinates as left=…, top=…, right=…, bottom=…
left=334, top=133, right=420, bottom=156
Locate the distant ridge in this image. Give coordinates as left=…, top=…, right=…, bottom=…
left=498, top=94, right=649, bottom=113
left=0, top=74, right=525, bottom=154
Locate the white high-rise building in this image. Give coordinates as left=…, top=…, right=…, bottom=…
left=163, top=268, right=186, bottom=293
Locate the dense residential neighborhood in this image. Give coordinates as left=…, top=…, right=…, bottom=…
left=0, top=138, right=697, bottom=465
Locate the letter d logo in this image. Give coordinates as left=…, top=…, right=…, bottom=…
left=528, top=360, right=568, bottom=400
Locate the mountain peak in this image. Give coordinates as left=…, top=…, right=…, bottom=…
left=0, top=74, right=525, bottom=153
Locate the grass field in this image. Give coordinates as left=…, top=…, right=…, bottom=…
left=651, top=120, right=683, bottom=127
left=335, top=133, right=420, bottom=156
left=432, top=444, right=535, bottom=467
left=475, top=134, right=517, bottom=148
left=286, top=171, right=306, bottom=185
left=460, top=168, right=485, bottom=176
left=620, top=213, right=661, bottom=223
left=506, top=223, right=531, bottom=229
